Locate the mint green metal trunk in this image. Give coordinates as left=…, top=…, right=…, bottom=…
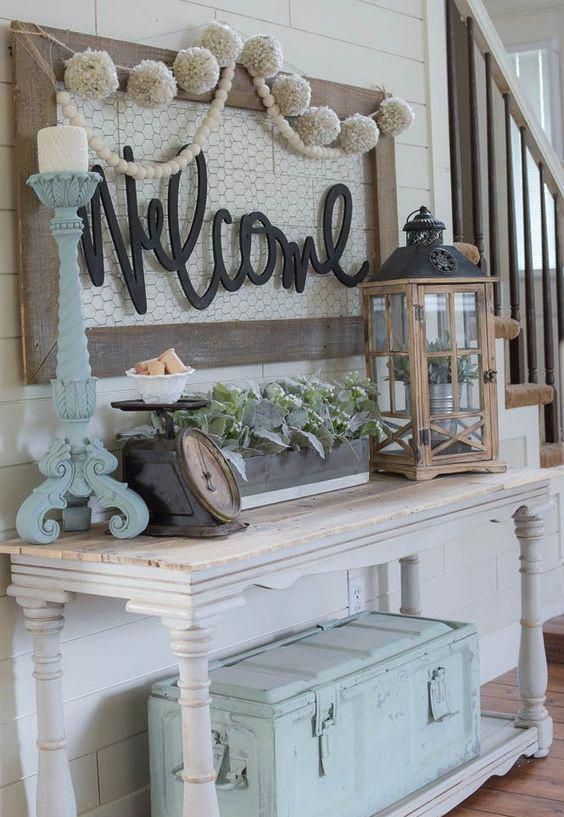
left=149, top=612, right=480, bottom=817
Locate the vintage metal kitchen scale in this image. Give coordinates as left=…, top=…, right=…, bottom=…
left=113, top=400, right=246, bottom=537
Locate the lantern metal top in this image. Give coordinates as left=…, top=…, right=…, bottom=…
left=364, top=205, right=490, bottom=283
left=402, top=206, right=446, bottom=243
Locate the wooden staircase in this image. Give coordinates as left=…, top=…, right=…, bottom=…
left=448, top=0, right=564, bottom=463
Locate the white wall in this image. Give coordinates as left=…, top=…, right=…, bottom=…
left=0, top=1, right=560, bottom=816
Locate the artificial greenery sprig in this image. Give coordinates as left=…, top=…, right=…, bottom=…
left=161, top=373, right=382, bottom=480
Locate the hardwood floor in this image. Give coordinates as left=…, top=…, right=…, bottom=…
left=448, top=663, right=564, bottom=816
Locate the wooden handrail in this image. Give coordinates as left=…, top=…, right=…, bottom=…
left=452, top=0, right=564, bottom=202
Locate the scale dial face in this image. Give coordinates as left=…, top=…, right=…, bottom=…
left=178, top=429, right=241, bottom=523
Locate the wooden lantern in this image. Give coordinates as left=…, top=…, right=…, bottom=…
left=362, top=207, right=506, bottom=480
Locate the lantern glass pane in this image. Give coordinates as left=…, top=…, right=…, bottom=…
left=428, top=357, right=455, bottom=416
left=377, top=416, right=413, bottom=456
left=390, top=294, right=408, bottom=351
left=371, top=296, right=388, bottom=351
left=372, top=356, right=391, bottom=413
left=458, top=354, right=482, bottom=411
left=430, top=415, right=484, bottom=456
left=391, top=354, right=410, bottom=414
left=454, top=292, right=479, bottom=349
left=424, top=293, right=451, bottom=350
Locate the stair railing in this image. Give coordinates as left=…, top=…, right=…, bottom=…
left=447, top=0, right=564, bottom=445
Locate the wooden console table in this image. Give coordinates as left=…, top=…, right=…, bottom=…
left=0, top=468, right=558, bottom=817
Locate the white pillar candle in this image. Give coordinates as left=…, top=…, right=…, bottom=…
left=37, top=126, right=89, bottom=173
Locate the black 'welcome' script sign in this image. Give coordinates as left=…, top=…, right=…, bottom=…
left=79, top=147, right=370, bottom=314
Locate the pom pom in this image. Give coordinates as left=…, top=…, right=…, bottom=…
left=173, top=47, right=219, bottom=95
left=339, top=114, right=379, bottom=154
left=127, top=60, right=177, bottom=108
left=272, top=74, right=311, bottom=117
left=239, top=34, right=283, bottom=78
left=200, top=22, right=242, bottom=67
left=295, top=106, right=341, bottom=146
left=64, top=49, right=118, bottom=100
left=375, top=95, right=415, bottom=137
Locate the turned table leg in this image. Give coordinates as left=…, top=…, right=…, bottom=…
left=513, top=505, right=553, bottom=757
left=18, top=598, right=77, bottom=817
left=163, top=615, right=220, bottom=817
left=400, top=554, right=422, bottom=615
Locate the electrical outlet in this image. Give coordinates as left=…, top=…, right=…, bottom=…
left=348, top=573, right=366, bottom=615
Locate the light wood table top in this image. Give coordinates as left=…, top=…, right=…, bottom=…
left=0, top=467, right=559, bottom=572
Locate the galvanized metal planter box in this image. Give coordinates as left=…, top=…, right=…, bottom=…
left=239, top=437, right=370, bottom=509
left=149, top=612, right=480, bottom=817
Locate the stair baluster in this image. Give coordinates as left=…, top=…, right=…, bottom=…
left=485, top=52, right=501, bottom=316
left=467, top=17, right=486, bottom=269
left=504, top=93, right=525, bottom=384
left=446, top=0, right=464, bottom=243
left=540, top=164, right=559, bottom=442
left=520, top=128, right=537, bottom=385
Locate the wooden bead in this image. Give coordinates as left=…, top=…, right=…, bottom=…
left=99, top=147, right=112, bottom=161
left=89, top=136, right=103, bottom=151
left=216, top=89, right=228, bottom=101
left=117, top=158, right=128, bottom=173
left=153, top=165, right=163, bottom=179
left=62, top=104, right=77, bottom=119
left=168, top=160, right=180, bottom=175
left=107, top=153, right=120, bottom=167
left=57, top=91, right=71, bottom=106
left=262, top=94, right=275, bottom=107
left=257, top=85, right=270, bottom=98
left=253, top=75, right=266, bottom=87
left=127, top=162, right=138, bottom=176
left=191, top=143, right=202, bottom=156
left=136, top=166, right=147, bottom=180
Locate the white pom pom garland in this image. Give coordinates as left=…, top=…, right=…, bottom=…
left=200, top=21, right=243, bottom=67
left=127, top=60, right=177, bottom=108
left=57, top=20, right=414, bottom=175
left=375, top=95, right=415, bottom=137
left=64, top=49, right=118, bottom=100
left=173, top=47, right=219, bottom=95
left=239, top=34, right=283, bottom=78
left=295, top=106, right=341, bottom=146
left=272, top=74, right=311, bottom=116
left=58, top=61, right=236, bottom=180
left=339, top=114, right=379, bottom=154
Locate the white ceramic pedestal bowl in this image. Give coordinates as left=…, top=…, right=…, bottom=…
left=125, top=367, right=195, bottom=404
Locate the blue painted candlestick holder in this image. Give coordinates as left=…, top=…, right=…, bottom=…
left=16, top=171, right=149, bottom=544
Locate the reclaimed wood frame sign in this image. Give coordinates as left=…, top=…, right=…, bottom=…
left=11, top=20, right=399, bottom=384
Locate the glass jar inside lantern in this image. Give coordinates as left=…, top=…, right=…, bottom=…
left=361, top=207, right=505, bottom=480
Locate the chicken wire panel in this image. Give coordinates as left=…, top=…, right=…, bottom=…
left=59, top=93, right=373, bottom=329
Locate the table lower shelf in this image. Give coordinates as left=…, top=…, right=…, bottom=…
left=377, top=713, right=539, bottom=817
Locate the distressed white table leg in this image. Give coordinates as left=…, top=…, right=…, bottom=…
left=163, top=616, right=220, bottom=817
left=399, top=554, right=422, bottom=615
left=19, top=598, right=77, bottom=817
left=513, top=505, right=553, bottom=757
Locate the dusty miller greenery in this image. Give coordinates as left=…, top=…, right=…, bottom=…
left=160, top=373, right=382, bottom=480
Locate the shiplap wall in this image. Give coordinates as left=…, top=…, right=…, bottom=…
left=0, top=1, right=560, bottom=816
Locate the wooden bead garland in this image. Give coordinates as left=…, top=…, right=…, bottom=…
left=57, top=63, right=236, bottom=180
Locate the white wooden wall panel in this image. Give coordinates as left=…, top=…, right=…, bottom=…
left=0, top=2, right=557, bottom=815
left=97, top=733, right=149, bottom=806
left=289, top=1, right=425, bottom=61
